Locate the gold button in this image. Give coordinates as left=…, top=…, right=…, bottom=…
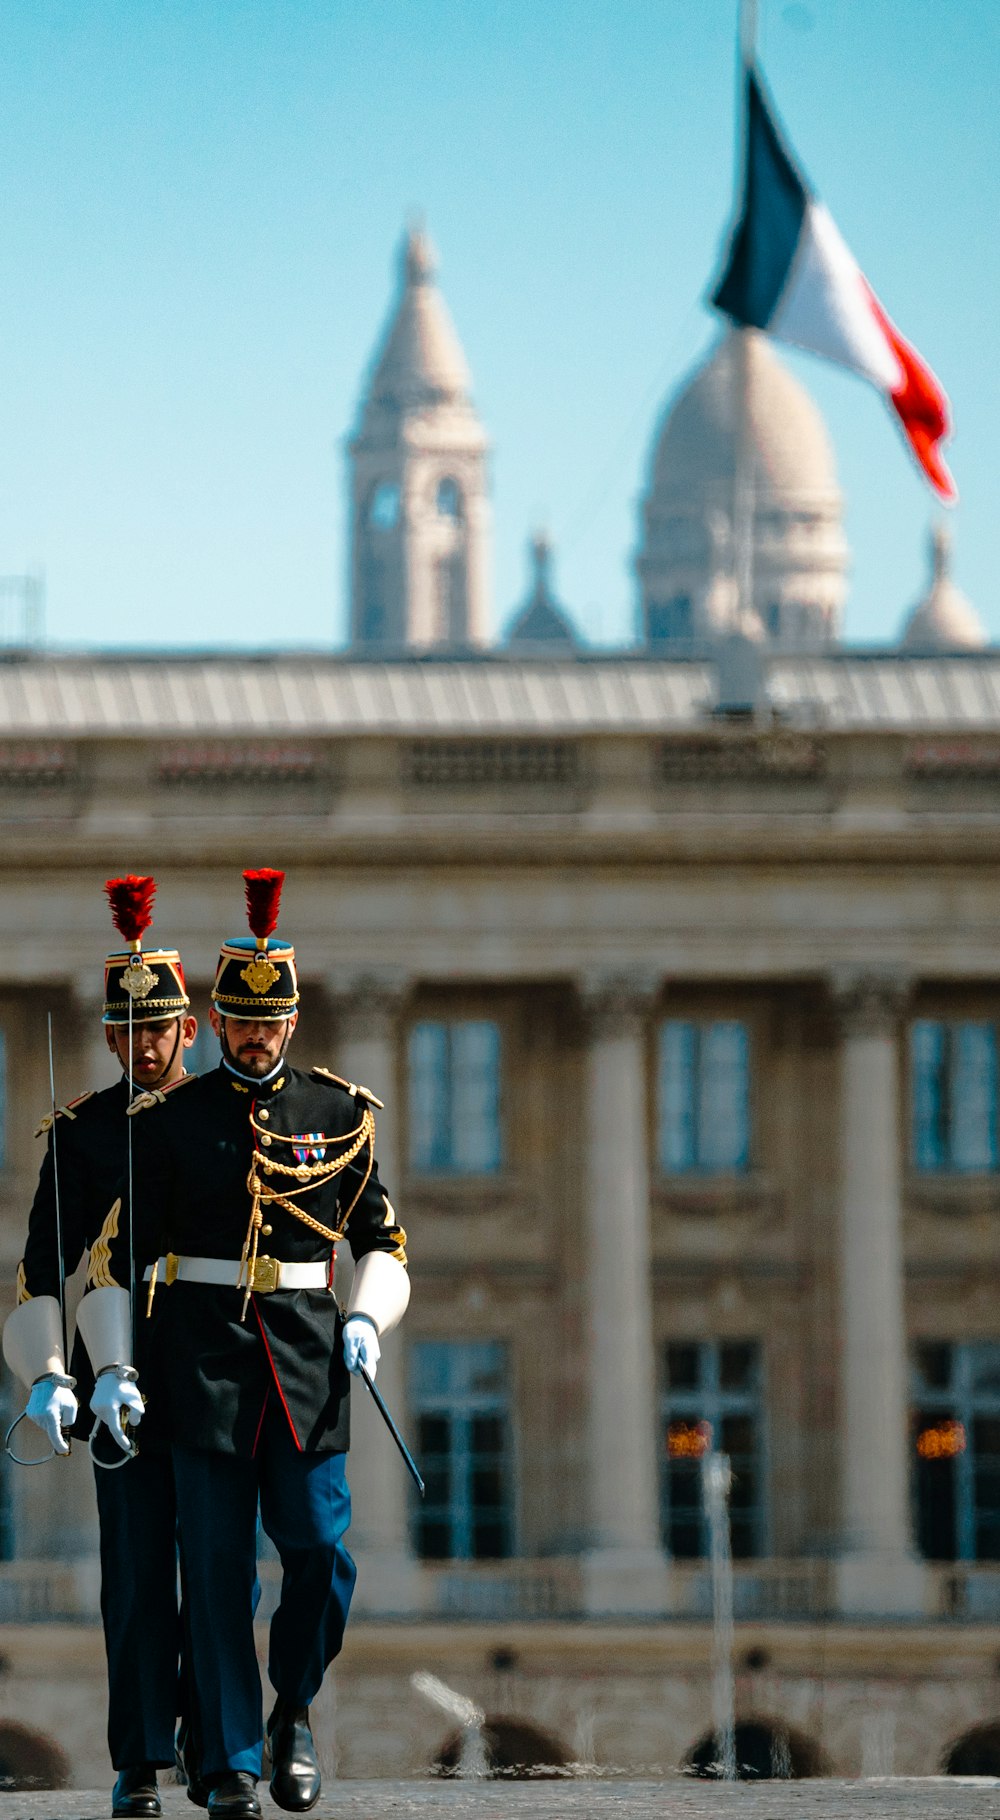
left=261, top=1224, right=273, bottom=1237
left=260, top=1134, right=272, bottom=1148
left=258, top=1108, right=270, bottom=1122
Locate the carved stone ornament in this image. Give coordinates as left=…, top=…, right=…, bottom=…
left=829, top=968, right=911, bottom=1038
left=658, top=733, right=826, bottom=784
left=578, top=968, right=661, bottom=1040
left=326, top=969, right=412, bottom=1043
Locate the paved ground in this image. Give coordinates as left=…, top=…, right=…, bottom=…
left=1, top=1782, right=1000, bottom=1820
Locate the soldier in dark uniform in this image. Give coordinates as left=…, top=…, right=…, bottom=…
left=2, top=877, right=199, bottom=1819
left=81, top=869, right=410, bottom=1820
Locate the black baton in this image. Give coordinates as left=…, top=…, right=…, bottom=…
left=357, top=1361, right=425, bottom=1497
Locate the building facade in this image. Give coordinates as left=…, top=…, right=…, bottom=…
left=0, top=229, right=996, bottom=1783
left=0, top=651, right=999, bottom=1778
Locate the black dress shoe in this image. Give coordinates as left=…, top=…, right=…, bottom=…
left=112, top=1766, right=161, bottom=1818
left=266, top=1699, right=322, bottom=1812
left=206, top=1773, right=261, bottom=1819
left=175, top=1720, right=210, bottom=1810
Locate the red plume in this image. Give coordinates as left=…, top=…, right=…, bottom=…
left=243, top=868, right=285, bottom=941
left=106, top=874, right=156, bottom=945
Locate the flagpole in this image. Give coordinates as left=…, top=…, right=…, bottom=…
left=732, top=0, right=758, bottom=641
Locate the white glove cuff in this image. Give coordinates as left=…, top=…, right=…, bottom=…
left=76, top=1287, right=133, bottom=1375
left=346, top=1252, right=410, bottom=1337
left=2, top=1296, right=66, bottom=1390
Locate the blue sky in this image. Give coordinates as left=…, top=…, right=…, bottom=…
left=0, top=0, right=995, bottom=652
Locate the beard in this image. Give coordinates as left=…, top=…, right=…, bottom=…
left=232, top=1043, right=278, bottom=1077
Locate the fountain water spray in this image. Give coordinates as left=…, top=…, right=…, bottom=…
left=411, top=1670, right=488, bottom=1778
left=702, top=1449, right=737, bottom=1779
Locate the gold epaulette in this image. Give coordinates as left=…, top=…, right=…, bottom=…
left=34, top=1090, right=94, bottom=1139
left=310, top=1066, right=384, bottom=1111
left=126, top=1072, right=199, bottom=1117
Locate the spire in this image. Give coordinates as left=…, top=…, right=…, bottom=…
left=506, top=530, right=579, bottom=652
left=347, top=223, right=492, bottom=651
left=357, top=223, right=473, bottom=428
left=530, top=529, right=552, bottom=596
left=901, top=524, right=987, bottom=652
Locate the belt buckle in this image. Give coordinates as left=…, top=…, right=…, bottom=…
left=165, top=1252, right=180, bottom=1287
left=251, top=1254, right=280, bottom=1294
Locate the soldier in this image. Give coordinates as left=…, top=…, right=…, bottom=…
left=2, top=876, right=199, bottom=1819
left=81, top=868, right=410, bottom=1820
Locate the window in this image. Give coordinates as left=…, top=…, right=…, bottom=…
left=913, top=1342, right=1000, bottom=1560
left=658, top=1020, right=750, bottom=1174
left=411, top=1340, right=514, bottom=1560
left=911, top=1020, right=999, bottom=1173
left=436, top=477, right=462, bottom=519
left=648, top=596, right=693, bottom=645
left=408, top=1020, right=501, bottom=1174
left=661, top=1341, right=765, bottom=1559
left=368, top=481, right=400, bottom=530
left=0, top=1027, right=6, bottom=1169
left=0, top=1365, right=15, bottom=1559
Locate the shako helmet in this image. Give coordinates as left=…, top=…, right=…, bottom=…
left=103, top=875, right=190, bottom=1025
left=212, top=868, right=299, bottom=1022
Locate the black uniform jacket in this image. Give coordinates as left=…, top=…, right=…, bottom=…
left=89, top=1061, right=406, bottom=1459
left=19, top=1076, right=157, bottom=1438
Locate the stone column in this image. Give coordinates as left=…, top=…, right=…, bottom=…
left=326, top=970, right=422, bottom=1615
left=70, top=984, right=119, bottom=1094
left=578, top=970, right=670, bottom=1615
left=830, top=970, right=926, bottom=1616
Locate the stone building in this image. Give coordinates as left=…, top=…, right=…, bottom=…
left=0, top=227, right=996, bottom=1785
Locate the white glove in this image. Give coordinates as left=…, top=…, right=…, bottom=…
left=343, top=1315, right=381, bottom=1382
left=25, top=1377, right=78, bottom=1456
left=89, top=1372, right=144, bottom=1452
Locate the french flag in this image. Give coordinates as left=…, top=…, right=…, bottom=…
left=712, top=68, right=956, bottom=502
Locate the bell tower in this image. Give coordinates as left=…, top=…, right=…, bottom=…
left=348, top=227, right=491, bottom=651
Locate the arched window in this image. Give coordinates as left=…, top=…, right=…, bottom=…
left=436, top=477, right=462, bottom=520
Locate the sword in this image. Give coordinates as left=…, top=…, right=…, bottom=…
left=357, top=1361, right=424, bottom=1496
left=90, top=988, right=139, bottom=1471
left=47, top=1012, right=69, bottom=1377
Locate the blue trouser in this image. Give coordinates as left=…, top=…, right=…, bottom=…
left=94, top=1452, right=180, bottom=1770
left=172, top=1401, right=356, bottom=1779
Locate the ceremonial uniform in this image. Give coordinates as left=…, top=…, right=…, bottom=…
left=81, top=873, right=410, bottom=1815
left=16, top=1081, right=184, bottom=1772
left=2, top=883, right=197, bottom=1810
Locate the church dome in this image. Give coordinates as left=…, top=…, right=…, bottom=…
left=649, top=330, right=838, bottom=505
left=636, top=329, right=848, bottom=651
left=901, top=526, right=987, bottom=652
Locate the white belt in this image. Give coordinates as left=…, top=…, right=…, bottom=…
left=141, top=1254, right=330, bottom=1294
